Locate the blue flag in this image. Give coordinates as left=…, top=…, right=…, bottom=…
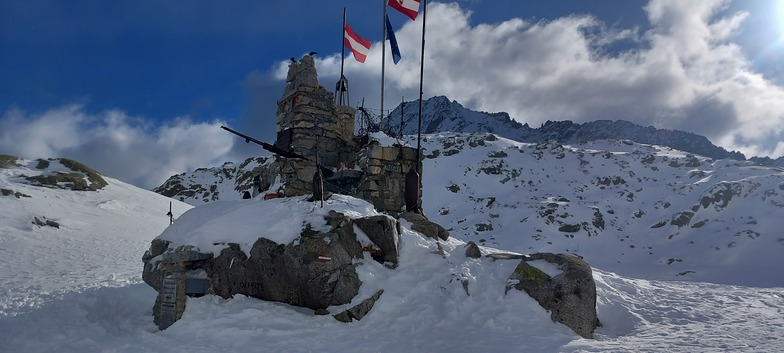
left=386, top=14, right=401, bottom=64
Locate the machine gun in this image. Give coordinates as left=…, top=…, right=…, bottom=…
left=221, top=126, right=334, bottom=177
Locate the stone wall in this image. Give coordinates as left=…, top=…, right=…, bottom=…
left=356, top=141, right=421, bottom=213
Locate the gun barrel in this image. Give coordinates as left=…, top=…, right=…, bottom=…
left=221, top=125, right=309, bottom=160
left=221, top=126, right=264, bottom=146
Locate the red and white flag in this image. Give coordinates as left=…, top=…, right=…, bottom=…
left=388, top=0, right=420, bottom=21
left=344, top=23, right=372, bottom=63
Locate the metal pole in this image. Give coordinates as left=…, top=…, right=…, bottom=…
left=400, top=96, right=404, bottom=139
left=340, top=7, right=346, bottom=82
left=417, top=0, right=427, bottom=173
left=381, top=1, right=387, bottom=133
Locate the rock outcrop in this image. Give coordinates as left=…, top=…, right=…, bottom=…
left=391, top=96, right=745, bottom=160
left=400, top=211, right=449, bottom=240
left=505, top=252, right=599, bottom=338
left=142, top=211, right=399, bottom=328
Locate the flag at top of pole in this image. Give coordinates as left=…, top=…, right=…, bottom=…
left=344, top=23, right=372, bottom=63
left=388, top=0, right=421, bottom=21
left=385, top=14, right=401, bottom=64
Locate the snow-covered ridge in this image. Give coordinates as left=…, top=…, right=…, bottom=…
left=153, top=157, right=272, bottom=205
left=0, top=155, right=108, bottom=191
left=390, top=96, right=746, bottom=160
left=0, top=157, right=192, bottom=317
left=415, top=132, right=784, bottom=286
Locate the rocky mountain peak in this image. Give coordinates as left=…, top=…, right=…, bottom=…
left=389, top=96, right=744, bottom=161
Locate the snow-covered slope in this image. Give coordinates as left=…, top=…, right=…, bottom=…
left=1, top=184, right=783, bottom=352
left=152, top=133, right=784, bottom=287
left=0, top=156, right=192, bottom=317
left=154, top=157, right=272, bottom=205
left=415, top=133, right=784, bottom=287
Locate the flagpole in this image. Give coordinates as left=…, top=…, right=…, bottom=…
left=381, top=0, right=387, bottom=132
left=340, top=8, right=346, bottom=83
left=417, top=0, right=427, bottom=173
left=336, top=7, right=347, bottom=106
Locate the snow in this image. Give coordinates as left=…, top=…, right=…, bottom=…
left=2, top=150, right=784, bottom=352
left=417, top=132, right=784, bottom=287
left=0, top=160, right=192, bottom=317
left=158, top=194, right=381, bottom=255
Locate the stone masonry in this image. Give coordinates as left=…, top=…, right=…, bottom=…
left=263, top=54, right=422, bottom=213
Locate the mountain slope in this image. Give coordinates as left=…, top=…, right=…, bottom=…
left=414, top=133, right=784, bottom=286
left=1, top=190, right=783, bottom=352
left=151, top=133, right=784, bottom=287
left=153, top=157, right=272, bottom=205
left=0, top=156, right=192, bottom=317
left=389, top=96, right=744, bottom=160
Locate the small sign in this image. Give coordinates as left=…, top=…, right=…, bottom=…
left=384, top=163, right=402, bottom=173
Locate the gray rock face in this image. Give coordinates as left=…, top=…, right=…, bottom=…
left=142, top=212, right=400, bottom=325
left=354, top=215, right=400, bottom=267
left=391, top=96, right=745, bottom=160
left=505, top=252, right=599, bottom=338
left=333, top=289, right=384, bottom=323
left=400, top=211, right=450, bottom=241
left=464, top=241, right=481, bottom=258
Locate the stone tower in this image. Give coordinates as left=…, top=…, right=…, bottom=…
left=275, top=54, right=356, bottom=168
left=261, top=53, right=422, bottom=213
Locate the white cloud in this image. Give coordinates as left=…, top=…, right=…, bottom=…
left=0, top=105, right=235, bottom=189
left=9, top=0, right=782, bottom=194
left=304, top=0, right=784, bottom=158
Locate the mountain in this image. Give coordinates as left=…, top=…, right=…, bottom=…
left=416, top=132, right=783, bottom=286
left=3, top=153, right=784, bottom=352
left=151, top=132, right=784, bottom=287
left=389, top=96, right=745, bottom=160
left=153, top=157, right=272, bottom=205
left=0, top=154, right=192, bottom=317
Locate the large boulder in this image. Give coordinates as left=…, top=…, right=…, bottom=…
left=142, top=211, right=399, bottom=327
left=354, top=215, right=400, bottom=267
left=505, top=252, right=599, bottom=338
left=400, top=211, right=449, bottom=241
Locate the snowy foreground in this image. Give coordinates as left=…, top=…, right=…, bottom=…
left=2, top=161, right=784, bottom=352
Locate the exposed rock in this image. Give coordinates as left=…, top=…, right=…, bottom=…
left=142, top=212, right=397, bottom=327
left=505, top=252, right=599, bottom=338
left=333, top=289, right=384, bottom=323
left=32, top=216, right=60, bottom=229
left=465, top=241, right=481, bottom=258
left=1, top=188, right=31, bottom=198
left=670, top=211, right=695, bottom=227
left=400, top=211, right=449, bottom=240
left=354, top=215, right=400, bottom=267
left=486, top=252, right=529, bottom=261
left=558, top=223, right=581, bottom=233
left=591, top=208, right=605, bottom=230
left=22, top=158, right=107, bottom=191
left=0, top=154, right=20, bottom=169
left=475, top=223, right=494, bottom=232
left=699, top=183, right=741, bottom=210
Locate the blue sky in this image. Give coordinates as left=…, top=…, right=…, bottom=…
left=2, top=0, right=784, bottom=188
